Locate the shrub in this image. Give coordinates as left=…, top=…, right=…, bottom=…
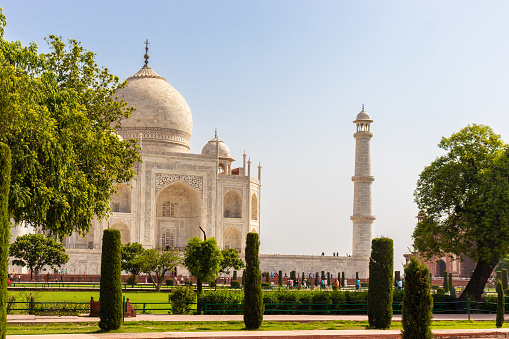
left=497, top=279, right=504, bottom=328
left=0, top=143, right=11, bottom=338
left=443, top=271, right=448, bottom=290
left=232, top=271, right=238, bottom=281
left=448, top=272, right=453, bottom=291
left=431, top=285, right=439, bottom=290
left=169, top=286, right=196, bottom=314
left=166, top=279, right=174, bottom=286
left=503, top=269, right=508, bottom=290
left=361, top=282, right=369, bottom=287
left=496, top=271, right=502, bottom=282
left=243, top=233, right=263, bottom=330
left=209, top=280, right=216, bottom=288
left=231, top=280, right=241, bottom=288
left=327, top=272, right=331, bottom=286
left=261, top=282, right=271, bottom=288
left=265, top=273, right=270, bottom=284
left=402, top=256, right=432, bottom=339
left=126, top=275, right=137, bottom=286
left=185, top=280, right=193, bottom=287
left=341, top=272, right=345, bottom=288
left=332, top=285, right=338, bottom=291
left=278, top=270, right=282, bottom=287
left=99, top=229, right=122, bottom=331
left=290, top=271, right=296, bottom=281
left=314, top=272, right=319, bottom=286
left=367, top=237, right=393, bottom=329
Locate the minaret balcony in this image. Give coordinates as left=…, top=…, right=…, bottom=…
left=351, top=176, right=375, bottom=182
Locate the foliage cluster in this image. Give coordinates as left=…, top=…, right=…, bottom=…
left=133, top=249, right=182, bottom=292
left=0, top=142, right=11, bottom=339
left=497, top=280, right=504, bottom=328
left=367, top=237, right=394, bottom=329
left=401, top=256, right=433, bottom=339
left=414, top=125, right=509, bottom=300
left=0, top=10, right=140, bottom=239
left=99, top=229, right=122, bottom=331
left=9, top=234, right=69, bottom=280
left=168, top=286, right=196, bottom=315
left=243, top=233, right=263, bottom=330
left=184, top=237, right=222, bottom=294
left=219, top=248, right=244, bottom=276
left=121, top=243, right=145, bottom=277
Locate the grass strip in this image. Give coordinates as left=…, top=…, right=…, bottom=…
left=6, top=320, right=508, bottom=335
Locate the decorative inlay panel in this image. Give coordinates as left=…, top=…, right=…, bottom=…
left=223, top=223, right=243, bottom=231
left=156, top=174, right=203, bottom=196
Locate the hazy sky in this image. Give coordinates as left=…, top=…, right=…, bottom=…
left=3, top=1, right=509, bottom=270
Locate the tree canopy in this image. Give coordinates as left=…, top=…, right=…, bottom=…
left=121, top=242, right=145, bottom=276
left=0, top=9, right=139, bottom=238
left=219, top=248, right=245, bottom=276
left=414, top=124, right=509, bottom=300
left=184, top=237, right=222, bottom=293
left=133, top=248, right=182, bottom=292
left=9, top=233, right=69, bottom=280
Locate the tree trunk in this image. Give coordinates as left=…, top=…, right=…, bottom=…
left=459, top=257, right=499, bottom=301
left=197, top=278, right=203, bottom=315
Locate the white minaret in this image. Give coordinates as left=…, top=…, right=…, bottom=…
left=351, top=105, right=375, bottom=257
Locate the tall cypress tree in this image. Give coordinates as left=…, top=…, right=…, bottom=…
left=367, top=237, right=394, bottom=329
left=402, top=256, right=433, bottom=339
left=497, top=279, right=505, bottom=328
left=99, top=229, right=122, bottom=331
left=0, top=143, right=11, bottom=339
left=243, top=233, right=263, bottom=330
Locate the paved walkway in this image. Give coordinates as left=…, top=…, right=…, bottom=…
left=7, top=314, right=509, bottom=339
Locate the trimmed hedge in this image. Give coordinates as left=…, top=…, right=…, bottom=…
left=99, top=229, right=122, bottom=331
left=402, top=256, right=432, bottom=339
left=169, top=286, right=196, bottom=314
left=166, top=279, right=174, bottom=286
left=0, top=143, right=11, bottom=339
left=443, top=271, right=448, bottom=290
left=367, top=237, right=393, bottom=329
left=243, top=232, right=263, bottom=330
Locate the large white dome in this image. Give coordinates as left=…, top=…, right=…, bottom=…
left=115, top=64, right=193, bottom=154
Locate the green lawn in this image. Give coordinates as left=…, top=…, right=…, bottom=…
left=6, top=320, right=509, bottom=335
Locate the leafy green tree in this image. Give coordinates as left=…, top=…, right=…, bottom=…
left=184, top=237, right=222, bottom=293
left=414, top=124, right=509, bottom=300
left=219, top=248, right=245, bottom=278
left=401, top=256, right=433, bottom=339
left=9, top=233, right=69, bottom=280
left=133, top=248, right=182, bottom=292
left=367, top=237, right=394, bottom=329
left=243, top=233, right=263, bottom=330
left=0, top=142, right=11, bottom=339
left=0, top=10, right=140, bottom=239
left=121, top=242, right=145, bottom=277
left=99, top=229, right=122, bottom=331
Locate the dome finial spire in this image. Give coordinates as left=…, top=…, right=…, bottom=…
left=215, top=128, right=218, bottom=139
left=362, top=103, right=365, bottom=111
left=144, top=39, right=150, bottom=65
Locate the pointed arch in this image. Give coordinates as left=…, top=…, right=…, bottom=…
left=223, top=226, right=242, bottom=253
left=111, top=184, right=131, bottom=213
left=224, top=191, right=242, bottom=218
left=110, top=221, right=131, bottom=244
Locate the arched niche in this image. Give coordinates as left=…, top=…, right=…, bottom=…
left=223, top=226, right=242, bottom=253
left=156, top=182, right=201, bottom=248
left=224, top=191, right=242, bottom=218
left=251, top=193, right=258, bottom=220
left=218, top=163, right=226, bottom=174
left=110, top=221, right=131, bottom=244
left=437, top=259, right=446, bottom=277
left=111, top=184, right=132, bottom=213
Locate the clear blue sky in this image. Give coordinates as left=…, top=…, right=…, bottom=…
left=3, top=1, right=509, bottom=271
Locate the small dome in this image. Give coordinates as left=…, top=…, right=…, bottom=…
left=356, top=109, right=371, bottom=120
left=202, top=134, right=232, bottom=159
left=114, top=63, right=193, bottom=154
